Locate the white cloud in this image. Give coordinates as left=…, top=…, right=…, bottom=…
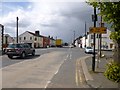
left=1, top=1, right=93, bottom=42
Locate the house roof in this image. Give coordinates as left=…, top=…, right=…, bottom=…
left=26, top=31, right=55, bottom=40
left=27, top=31, right=44, bottom=37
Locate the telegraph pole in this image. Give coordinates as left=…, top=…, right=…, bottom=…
left=1, top=25, right=4, bottom=55
left=73, top=31, right=75, bottom=44
left=85, top=21, right=86, bottom=48
left=16, top=17, right=19, bottom=43
left=92, top=7, right=97, bottom=72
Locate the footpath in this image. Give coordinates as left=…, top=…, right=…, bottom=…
left=83, top=51, right=118, bottom=88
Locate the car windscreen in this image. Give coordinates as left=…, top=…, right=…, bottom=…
left=8, top=44, right=23, bottom=48
left=87, top=47, right=92, bottom=49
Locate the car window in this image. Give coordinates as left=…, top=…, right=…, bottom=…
left=8, top=44, right=23, bottom=48
left=8, top=44, right=16, bottom=48
left=87, top=47, right=92, bottom=49
left=16, top=44, right=23, bottom=48
left=23, top=44, right=30, bottom=48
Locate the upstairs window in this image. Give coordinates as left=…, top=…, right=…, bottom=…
left=30, top=37, right=32, bottom=40
left=24, top=37, right=26, bottom=40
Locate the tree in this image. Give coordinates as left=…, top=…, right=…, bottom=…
left=87, top=1, right=120, bottom=86
left=87, top=1, right=120, bottom=64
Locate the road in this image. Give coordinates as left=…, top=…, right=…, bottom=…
left=2, top=47, right=90, bottom=88
left=1, top=48, right=60, bottom=68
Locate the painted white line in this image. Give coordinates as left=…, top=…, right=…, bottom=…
left=67, top=55, right=69, bottom=58
left=70, top=54, right=72, bottom=59
left=45, top=81, right=51, bottom=88
left=55, top=70, right=58, bottom=75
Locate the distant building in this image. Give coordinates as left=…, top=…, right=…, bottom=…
left=3, top=34, right=14, bottom=48
left=81, top=29, right=114, bottom=50
left=18, top=31, right=43, bottom=48
left=50, top=37, right=55, bottom=47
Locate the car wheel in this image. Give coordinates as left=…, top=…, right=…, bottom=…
left=21, top=52, right=26, bottom=58
left=32, top=51, right=35, bottom=56
left=8, top=55, right=13, bottom=59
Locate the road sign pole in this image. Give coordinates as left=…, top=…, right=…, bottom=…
left=92, top=7, right=97, bottom=72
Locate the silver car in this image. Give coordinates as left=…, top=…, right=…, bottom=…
left=85, top=47, right=93, bottom=54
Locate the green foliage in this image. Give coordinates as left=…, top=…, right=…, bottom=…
left=104, top=61, right=120, bottom=83
left=110, top=31, right=120, bottom=41
left=87, top=1, right=120, bottom=41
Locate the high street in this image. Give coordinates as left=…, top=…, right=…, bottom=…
left=1, top=48, right=63, bottom=68
left=2, top=47, right=90, bottom=88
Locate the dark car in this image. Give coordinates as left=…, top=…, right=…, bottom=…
left=5, top=43, right=35, bottom=59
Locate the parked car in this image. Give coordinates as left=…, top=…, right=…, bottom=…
left=85, top=46, right=93, bottom=54
left=5, top=43, right=35, bottom=59
left=69, top=44, right=74, bottom=48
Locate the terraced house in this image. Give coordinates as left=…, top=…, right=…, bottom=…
left=18, top=31, right=43, bottom=48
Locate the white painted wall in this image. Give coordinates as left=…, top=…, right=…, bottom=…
left=81, top=29, right=114, bottom=50
left=19, top=31, right=43, bottom=48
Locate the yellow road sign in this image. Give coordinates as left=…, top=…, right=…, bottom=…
left=89, top=27, right=107, bottom=34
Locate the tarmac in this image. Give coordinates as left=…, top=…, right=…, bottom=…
left=83, top=51, right=119, bottom=89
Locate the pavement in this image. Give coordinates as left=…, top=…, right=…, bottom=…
left=82, top=51, right=119, bottom=88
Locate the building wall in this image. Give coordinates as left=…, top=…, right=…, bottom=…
left=43, top=37, right=50, bottom=48
left=3, top=34, right=14, bottom=48
left=50, top=39, right=55, bottom=47
left=82, top=29, right=114, bottom=50
left=19, top=31, right=43, bottom=48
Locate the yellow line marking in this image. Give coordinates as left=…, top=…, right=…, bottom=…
left=75, top=60, right=79, bottom=86
left=75, top=60, right=84, bottom=87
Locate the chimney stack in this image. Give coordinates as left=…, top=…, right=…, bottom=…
left=35, top=31, right=40, bottom=36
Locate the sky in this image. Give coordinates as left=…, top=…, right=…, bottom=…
left=1, top=0, right=95, bottom=43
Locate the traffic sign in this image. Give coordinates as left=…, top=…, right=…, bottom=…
left=89, top=27, right=107, bottom=34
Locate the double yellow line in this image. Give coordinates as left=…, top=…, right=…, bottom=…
left=75, top=60, right=84, bottom=87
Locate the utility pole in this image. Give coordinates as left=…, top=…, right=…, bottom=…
left=85, top=21, right=87, bottom=48
left=73, top=31, right=75, bottom=45
left=99, top=16, right=103, bottom=57
left=92, top=7, right=97, bottom=72
left=16, top=17, right=19, bottom=43
left=1, top=25, right=4, bottom=55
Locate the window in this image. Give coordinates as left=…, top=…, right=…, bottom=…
left=30, top=37, right=32, bottom=40
left=19, top=37, right=21, bottom=40
left=91, top=35, right=94, bottom=39
left=24, top=37, right=26, bottom=40
left=35, top=37, right=37, bottom=41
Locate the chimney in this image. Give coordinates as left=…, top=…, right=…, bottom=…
left=35, top=31, right=40, bottom=36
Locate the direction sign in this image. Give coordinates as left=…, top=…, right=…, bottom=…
left=89, top=27, right=107, bottom=34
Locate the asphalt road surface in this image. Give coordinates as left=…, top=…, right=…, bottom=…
left=2, top=47, right=90, bottom=88
left=1, top=48, right=61, bottom=68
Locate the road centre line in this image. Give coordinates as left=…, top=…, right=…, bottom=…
left=45, top=81, right=51, bottom=88
left=55, top=70, right=58, bottom=75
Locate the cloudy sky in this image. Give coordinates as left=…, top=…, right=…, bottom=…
left=1, top=0, right=95, bottom=43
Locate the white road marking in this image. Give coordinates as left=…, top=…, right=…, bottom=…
left=45, top=81, right=51, bottom=88
left=70, top=54, right=72, bottom=59
left=67, top=55, right=69, bottom=58
left=55, top=70, right=58, bottom=75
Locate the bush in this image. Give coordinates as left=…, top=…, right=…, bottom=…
left=104, top=61, right=120, bottom=83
